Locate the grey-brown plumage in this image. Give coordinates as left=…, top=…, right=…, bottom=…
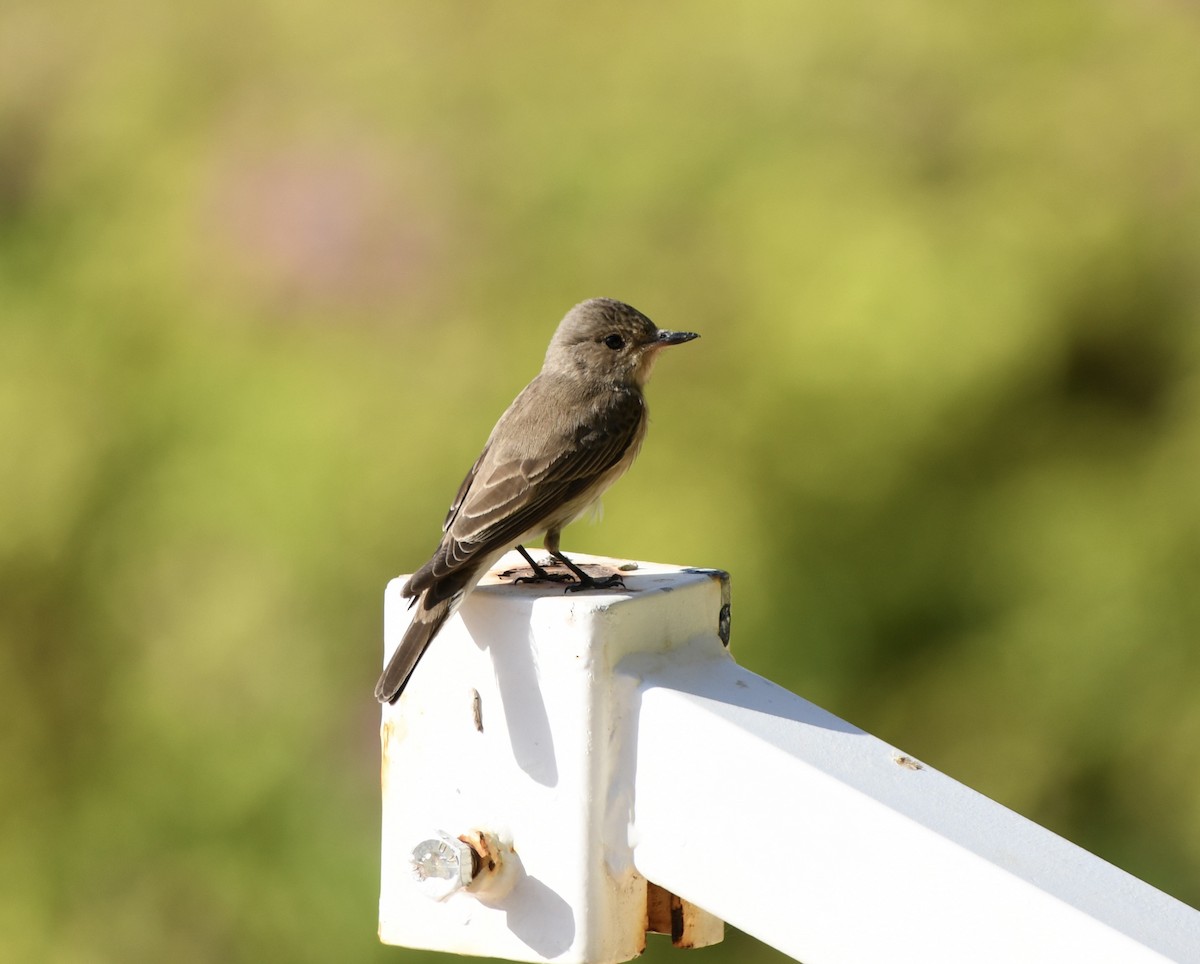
left=374, top=298, right=698, bottom=704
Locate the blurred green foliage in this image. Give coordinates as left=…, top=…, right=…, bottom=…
left=2, top=1, right=1199, bottom=961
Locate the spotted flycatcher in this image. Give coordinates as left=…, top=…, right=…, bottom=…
left=375, top=298, right=698, bottom=703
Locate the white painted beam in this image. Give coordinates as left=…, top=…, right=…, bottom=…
left=626, top=644, right=1200, bottom=964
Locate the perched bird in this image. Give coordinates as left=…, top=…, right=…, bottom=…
left=375, top=298, right=698, bottom=704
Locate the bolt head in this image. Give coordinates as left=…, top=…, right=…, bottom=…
left=410, top=832, right=477, bottom=901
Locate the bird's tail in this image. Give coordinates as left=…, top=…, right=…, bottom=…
left=374, top=590, right=459, bottom=704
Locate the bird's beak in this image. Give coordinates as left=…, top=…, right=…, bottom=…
left=655, top=329, right=700, bottom=346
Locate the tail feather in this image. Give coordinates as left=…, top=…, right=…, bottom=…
left=375, top=592, right=457, bottom=704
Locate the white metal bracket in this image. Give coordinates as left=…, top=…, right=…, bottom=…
left=379, top=553, right=1200, bottom=964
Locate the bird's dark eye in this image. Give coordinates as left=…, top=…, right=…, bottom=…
left=603, top=333, right=625, bottom=350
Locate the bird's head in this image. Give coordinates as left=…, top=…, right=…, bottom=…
left=544, top=298, right=698, bottom=388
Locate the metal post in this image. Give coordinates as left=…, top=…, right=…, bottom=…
left=379, top=552, right=726, bottom=963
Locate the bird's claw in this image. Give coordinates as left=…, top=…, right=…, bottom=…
left=514, top=571, right=575, bottom=585
left=562, top=573, right=625, bottom=593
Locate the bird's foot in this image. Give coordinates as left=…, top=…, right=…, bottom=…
left=513, top=569, right=575, bottom=585
left=562, top=571, right=625, bottom=593
left=512, top=546, right=626, bottom=592
left=546, top=549, right=627, bottom=593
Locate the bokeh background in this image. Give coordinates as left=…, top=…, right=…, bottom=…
left=3, top=1, right=1199, bottom=961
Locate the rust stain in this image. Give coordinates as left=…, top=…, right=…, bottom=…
left=379, top=718, right=395, bottom=794
left=670, top=893, right=686, bottom=945
left=458, top=830, right=497, bottom=879
left=646, top=881, right=671, bottom=935
left=645, top=880, right=723, bottom=949
left=471, top=688, right=483, bottom=732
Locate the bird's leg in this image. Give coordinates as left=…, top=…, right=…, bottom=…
left=512, top=544, right=574, bottom=584
left=549, top=550, right=626, bottom=593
